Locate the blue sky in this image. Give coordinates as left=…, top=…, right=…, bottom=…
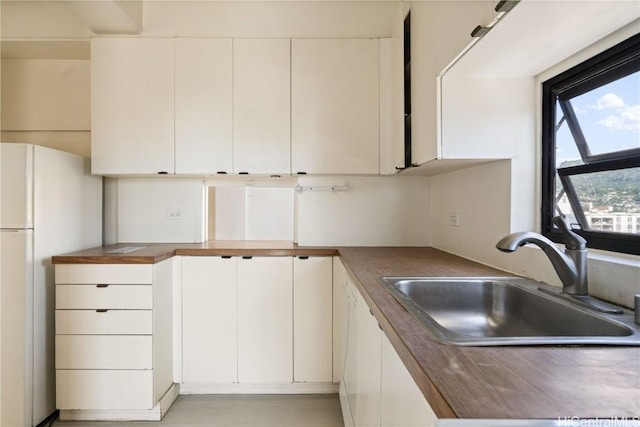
left=555, top=70, right=639, bottom=166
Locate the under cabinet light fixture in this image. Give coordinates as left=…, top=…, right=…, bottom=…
left=295, top=185, right=348, bottom=193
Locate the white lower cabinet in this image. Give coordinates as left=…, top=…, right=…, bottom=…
left=355, top=288, right=381, bottom=427
left=293, top=256, right=333, bottom=383
left=54, top=260, right=174, bottom=420
left=340, top=261, right=438, bottom=427
left=380, top=335, right=438, bottom=426
left=237, top=256, right=293, bottom=383
left=181, top=256, right=237, bottom=384
left=180, top=255, right=334, bottom=391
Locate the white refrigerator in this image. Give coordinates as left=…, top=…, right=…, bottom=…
left=1, top=143, right=102, bottom=427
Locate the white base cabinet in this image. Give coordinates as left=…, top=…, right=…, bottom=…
left=339, top=257, right=438, bottom=427
left=181, top=256, right=237, bottom=384
left=180, top=255, right=335, bottom=392
left=54, top=260, right=174, bottom=420
left=380, top=335, right=438, bottom=426
left=355, top=291, right=382, bottom=427
left=237, top=256, right=293, bottom=383
left=293, top=256, right=333, bottom=383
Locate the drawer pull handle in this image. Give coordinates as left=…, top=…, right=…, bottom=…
left=96, top=309, right=109, bottom=313
left=96, top=284, right=109, bottom=288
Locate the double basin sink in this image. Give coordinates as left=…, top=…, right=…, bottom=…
left=379, top=277, right=640, bottom=346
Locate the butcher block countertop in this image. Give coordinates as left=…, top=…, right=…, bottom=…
left=52, top=244, right=640, bottom=420
left=51, top=241, right=337, bottom=264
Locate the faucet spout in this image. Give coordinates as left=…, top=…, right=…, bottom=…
left=496, top=216, right=588, bottom=296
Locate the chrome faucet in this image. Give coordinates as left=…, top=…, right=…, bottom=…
left=496, top=215, right=587, bottom=296
left=496, top=216, right=622, bottom=314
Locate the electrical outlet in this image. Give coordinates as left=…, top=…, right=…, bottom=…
left=167, top=209, right=183, bottom=220
left=448, top=213, right=460, bottom=227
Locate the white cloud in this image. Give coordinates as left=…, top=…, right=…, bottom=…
left=595, top=93, right=626, bottom=110
left=597, top=104, right=640, bottom=131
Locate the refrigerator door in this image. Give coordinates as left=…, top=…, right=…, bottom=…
left=1, top=143, right=34, bottom=229
left=1, top=229, right=34, bottom=427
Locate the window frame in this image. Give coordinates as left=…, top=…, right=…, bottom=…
left=541, top=33, right=640, bottom=256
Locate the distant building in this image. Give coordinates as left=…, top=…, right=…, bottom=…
left=556, top=194, right=640, bottom=234
left=586, top=213, right=640, bottom=234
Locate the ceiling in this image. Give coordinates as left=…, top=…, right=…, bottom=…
left=1, top=0, right=403, bottom=58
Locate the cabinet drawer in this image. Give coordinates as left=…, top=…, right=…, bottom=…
left=56, top=285, right=152, bottom=309
left=56, top=370, right=153, bottom=410
left=56, top=335, right=152, bottom=369
left=56, top=310, right=152, bottom=335
left=55, top=264, right=153, bottom=285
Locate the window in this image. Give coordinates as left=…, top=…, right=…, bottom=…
left=542, top=33, right=640, bottom=255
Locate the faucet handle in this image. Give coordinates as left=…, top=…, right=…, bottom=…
left=552, top=215, right=586, bottom=250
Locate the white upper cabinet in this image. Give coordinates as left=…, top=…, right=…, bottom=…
left=175, top=39, right=233, bottom=174
left=406, top=1, right=511, bottom=173
left=91, top=38, right=175, bottom=175
left=291, top=38, right=380, bottom=175
left=233, top=39, right=291, bottom=175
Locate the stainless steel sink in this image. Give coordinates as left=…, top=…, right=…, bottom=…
left=379, top=277, right=640, bottom=346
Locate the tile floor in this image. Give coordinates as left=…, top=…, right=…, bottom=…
left=52, top=394, right=345, bottom=427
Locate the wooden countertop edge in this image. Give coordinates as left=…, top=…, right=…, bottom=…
left=52, top=245, right=338, bottom=264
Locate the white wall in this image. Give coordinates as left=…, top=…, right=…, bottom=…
left=115, top=178, right=205, bottom=243
left=214, top=185, right=294, bottom=241
left=431, top=161, right=511, bottom=267
left=0, top=59, right=91, bottom=157
left=296, top=176, right=430, bottom=246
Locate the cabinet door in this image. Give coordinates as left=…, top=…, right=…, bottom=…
left=291, top=39, right=380, bottom=175
left=380, top=334, right=438, bottom=426
left=181, top=256, right=237, bottom=384
left=175, top=38, right=233, bottom=174
left=410, top=1, right=496, bottom=165
left=233, top=39, right=291, bottom=175
left=332, top=257, right=348, bottom=383
left=293, top=256, right=332, bottom=383
left=343, top=279, right=359, bottom=425
left=355, top=290, right=381, bottom=427
left=91, top=38, right=174, bottom=175
left=237, top=257, right=293, bottom=383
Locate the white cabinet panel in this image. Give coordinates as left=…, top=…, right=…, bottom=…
left=55, top=310, right=152, bottom=335
left=91, top=38, right=175, bottom=175
left=343, top=278, right=359, bottom=425
left=355, top=291, right=381, bottom=427
left=55, top=264, right=153, bottom=285
left=181, top=256, right=237, bottom=384
left=293, top=256, right=332, bottom=383
left=238, top=257, right=293, bottom=383
left=409, top=2, right=507, bottom=169
left=332, top=257, right=348, bottom=383
left=175, top=38, right=233, bottom=174
left=380, top=335, right=437, bottom=426
left=56, top=285, right=152, bottom=309
left=291, top=39, right=380, bottom=175
left=233, top=39, right=291, bottom=175
left=56, top=370, right=154, bottom=410
left=56, top=335, right=152, bottom=370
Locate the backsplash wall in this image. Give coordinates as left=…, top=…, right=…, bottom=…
left=105, top=175, right=432, bottom=247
